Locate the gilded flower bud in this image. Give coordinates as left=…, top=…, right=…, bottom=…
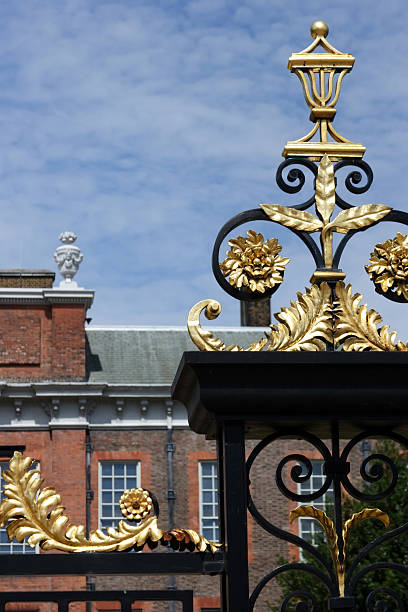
left=366, top=233, right=408, bottom=300
left=119, top=488, right=153, bottom=521
left=220, top=230, right=290, bottom=294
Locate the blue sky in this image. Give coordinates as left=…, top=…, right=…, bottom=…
left=0, top=0, right=408, bottom=335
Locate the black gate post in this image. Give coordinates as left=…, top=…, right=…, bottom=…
left=220, top=421, right=249, bottom=612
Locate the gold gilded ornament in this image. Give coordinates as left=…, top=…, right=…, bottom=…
left=119, top=488, right=152, bottom=521
left=333, top=281, right=408, bottom=351
left=267, top=282, right=332, bottom=351
left=283, top=21, right=365, bottom=160
left=187, top=299, right=267, bottom=351
left=290, top=505, right=389, bottom=597
left=0, top=452, right=221, bottom=554
left=262, top=155, right=391, bottom=269
left=220, top=230, right=290, bottom=293
left=187, top=279, right=408, bottom=353
left=366, top=233, right=408, bottom=300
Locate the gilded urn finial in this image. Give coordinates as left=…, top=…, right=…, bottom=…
left=283, top=22, right=365, bottom=160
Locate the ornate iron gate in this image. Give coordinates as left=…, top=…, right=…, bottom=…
left=1, top=20, right=408, bottom=612
left=0, top=590, right=194, bottom=612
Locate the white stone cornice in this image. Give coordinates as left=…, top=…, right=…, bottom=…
left=0, top=288, right=94, bottom=310
left=0, top=382, right=171, bottom=400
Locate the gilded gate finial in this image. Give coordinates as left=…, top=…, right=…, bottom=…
left=283, top=22, right=366, bottom=160
left=186, top=23, right=408, bottom=354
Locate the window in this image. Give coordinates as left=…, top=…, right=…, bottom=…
left=199, top=461, right=219, bottom=542
left=297, top=460, right=334, bottom=546
left=99, top=462, right=141, bottom=529
left=0, top=461, right=38, bottom=554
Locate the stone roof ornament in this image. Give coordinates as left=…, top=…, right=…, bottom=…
left=54, top=231, right=83, bottom=288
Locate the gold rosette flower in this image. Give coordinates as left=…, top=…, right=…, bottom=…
left=366, top=233, right=408, bottom=300
left=220, top=230, right=290, bottom=293
left=119, top=488, right=153, bottom=521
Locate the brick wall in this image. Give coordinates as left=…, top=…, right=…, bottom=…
left=0, top=303, right=86, bottom=380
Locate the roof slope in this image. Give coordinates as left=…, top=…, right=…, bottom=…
left=86, top=327, right=268, bottom=384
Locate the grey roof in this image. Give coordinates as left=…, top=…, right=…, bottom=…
left=86, top=327, right=268, bottom=385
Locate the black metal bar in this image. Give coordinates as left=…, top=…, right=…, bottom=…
left=221, top=421, right=249, bottom=612
left=331, top=421, right=344, bottom=570
left=85, top=428, right=94, bottom=612
left=121, top=596, right=131, bottom=612
left=217, top=429, right=227, bottom=612
left=58, top=601, right=69, bottom=612
left=165, top=403, right=177, bottom=612
left=0, top=552, right=225, bottom=575
left=0, top=591, right=194, bottom=607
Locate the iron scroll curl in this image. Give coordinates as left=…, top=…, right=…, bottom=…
left=211, top=208, right=324, bottom=301
left=246, top=430, right=337, bottom=588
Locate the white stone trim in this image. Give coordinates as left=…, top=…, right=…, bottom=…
left=0, top=392, right=189, bottom=429
left=0, top=288, right=94, bottom=309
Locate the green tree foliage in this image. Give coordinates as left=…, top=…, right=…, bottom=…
left=267, top=441, right=408, bottom=610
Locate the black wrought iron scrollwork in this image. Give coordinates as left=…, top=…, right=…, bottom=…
left=246, top=429, right=338, bottom=606
left=248, top=563, right=335, bottom=611
left=276, top=453, right=333, bottom=503
left=275, top=158, right=318, bottom=209
left=211, top=208, right=324, bottom=301
left=339, top=431, right=408, bottom=502
left=247, top=425, right=408, bottom=609
left=365, top=586, right=405, bottom=611
left=334, top=159, right=373, bottom=206
left=280, top=589, right=318, bottom=611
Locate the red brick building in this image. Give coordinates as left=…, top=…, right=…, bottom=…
left=0, top=260, right=341, bottom=611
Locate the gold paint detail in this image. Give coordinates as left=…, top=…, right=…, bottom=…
left=267, top=282, right=332, bottom=351
left=366, top=233, right=408, bottom=300
left=0, top=452, right=221, bottom=554
left=333, top=281, right=408, bottom=351
left=119, top=489, right=152, bottom=521
left=310, top=270, right=346, bottom=283
left=290, top=506, right=339, bottom=580
left=219, top=230, right=290, bottom=293
left=188, top=279, right=408, bottom=352
left=290, top=505, right=389, bottom=597
left=284, top=23, right=364, bottom=159
left=343, top=508, right=389, bottom=543
left=315, top=153, right=335, bottom=225
left=187, top=299, right=267, bottom=352
left=261, top=155, right=391, bottom=268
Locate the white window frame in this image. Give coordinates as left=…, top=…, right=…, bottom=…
left=297, top=459, right=334, bottom=548
left=199, top=461, right=219, bottom=542
left=98, top=461, right=141, bottom=529
left=0, top=460, right=39, bottom=554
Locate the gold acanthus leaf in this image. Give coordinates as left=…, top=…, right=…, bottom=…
left=267, top=282, right=332, bottom=351
left=260, top=204, right=323, bottom=232
left=187, top=299, right=267, bottom=352
left=0, top=452, right=220, bottom=554
left=315, top=154, right=335, bottom=225
left=334, top=282, right=401, bottom=351
left=343, top=508, right=389, bottom=551
left=290, top=505, right=389, bottom=597
left=290, top=505, right=339, bottom=571
left=325, top=204, right=391, bottom=234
